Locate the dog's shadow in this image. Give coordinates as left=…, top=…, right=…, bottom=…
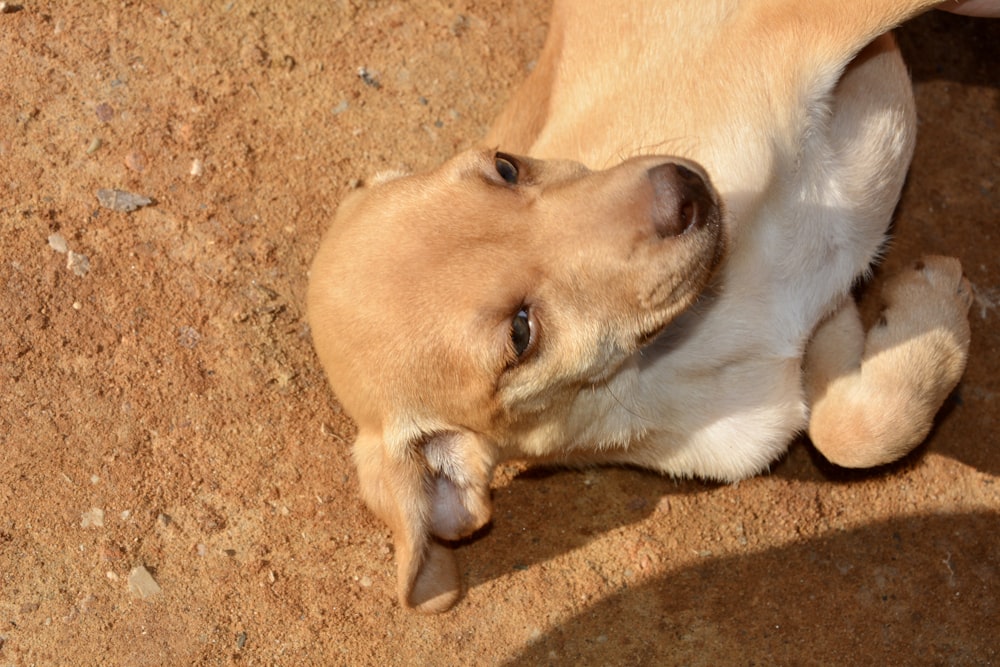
left=452, top=446, right=998, bottom=663
left=457, top=429, right=963, bottom=597
left=499, top=508, right=999, bottom=663
left=457, top=463, right=712, bottom=588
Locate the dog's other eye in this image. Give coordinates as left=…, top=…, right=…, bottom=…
left=511, top=308, right=532, bottom=357
left=495, top=153, right=519, bottom=185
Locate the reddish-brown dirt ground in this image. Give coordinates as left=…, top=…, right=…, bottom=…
left=1, top=3, right=998, bottom=665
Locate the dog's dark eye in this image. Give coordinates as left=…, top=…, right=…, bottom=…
left=495, top=153, right=519, bottom=185
left=511, top=308, right=531, bottom=357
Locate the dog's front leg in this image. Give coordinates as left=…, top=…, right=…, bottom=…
left=804, top=256, right=972, bottom=468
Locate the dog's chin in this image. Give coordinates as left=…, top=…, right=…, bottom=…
left=634, top=279, right=716, bottom=353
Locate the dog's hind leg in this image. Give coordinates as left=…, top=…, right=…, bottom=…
left=804, top=256, right=972, bottom=468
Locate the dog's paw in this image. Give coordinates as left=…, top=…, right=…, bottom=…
left=808, top=256, right=973, bottom=468
left=867, top=254, right=972, bottom=427
left=875, top=255, right=972, bottom=348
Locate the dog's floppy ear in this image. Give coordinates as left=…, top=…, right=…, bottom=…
left=352, top=428, right=494, bottom=613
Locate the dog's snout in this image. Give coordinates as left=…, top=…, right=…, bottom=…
left=647, top=162, right=716, bottom=238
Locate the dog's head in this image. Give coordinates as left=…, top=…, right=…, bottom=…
left=308, top=148, right=723, bottom=611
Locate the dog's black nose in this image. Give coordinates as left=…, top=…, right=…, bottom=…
left=647, top=162, right=716, bottom=238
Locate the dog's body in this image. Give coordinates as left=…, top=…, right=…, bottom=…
left=308, top=0, right=972, bottom=613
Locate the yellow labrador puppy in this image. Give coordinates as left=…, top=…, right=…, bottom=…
left=308, top=0, right=973, bottom=613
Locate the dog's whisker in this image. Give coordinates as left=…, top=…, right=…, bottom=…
left=598, top=376, right=654, bottom=424
left=614, top=136, right=697, bottom=166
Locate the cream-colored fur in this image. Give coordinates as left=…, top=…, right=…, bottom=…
left=307, top=0, right=972, bottom=613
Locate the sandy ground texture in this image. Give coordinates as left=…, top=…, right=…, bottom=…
left=1, top=2, right=998, bottom=665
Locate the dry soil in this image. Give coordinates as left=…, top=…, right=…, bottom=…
left=1, top=2, right=998, bottom=666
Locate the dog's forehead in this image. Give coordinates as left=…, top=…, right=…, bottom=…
left=336, top=173, right=539, bottom=285
left=326, top=174, right=535, bottom=340
left=358, top=168, right=507, bottom=234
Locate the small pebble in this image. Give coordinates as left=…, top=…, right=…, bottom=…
left=95, top=103, right=114, bottom=123
left=127, top=565, right=161, bottom=599
left=47, top=233, right=68, bottom=254
left=357, top=66, right=381, bottom=89
left=189, top=158, right=204, bottom=176
left=177, top=325, right=201, bottom=349
left=80, top=508, right=105, bottom=528
left=96, top=188, right=152, bottom=212
left=67, top=251, right=90, bottom=277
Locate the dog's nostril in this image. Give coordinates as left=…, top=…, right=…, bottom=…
left=679, top=200, right=696, bottom=231
left=674, top=163, right=697, bottom=182
left=647, top=162, right=715, bottom=239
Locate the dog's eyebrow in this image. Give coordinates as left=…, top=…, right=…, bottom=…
left=449, top=150, right=496, bottom=181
